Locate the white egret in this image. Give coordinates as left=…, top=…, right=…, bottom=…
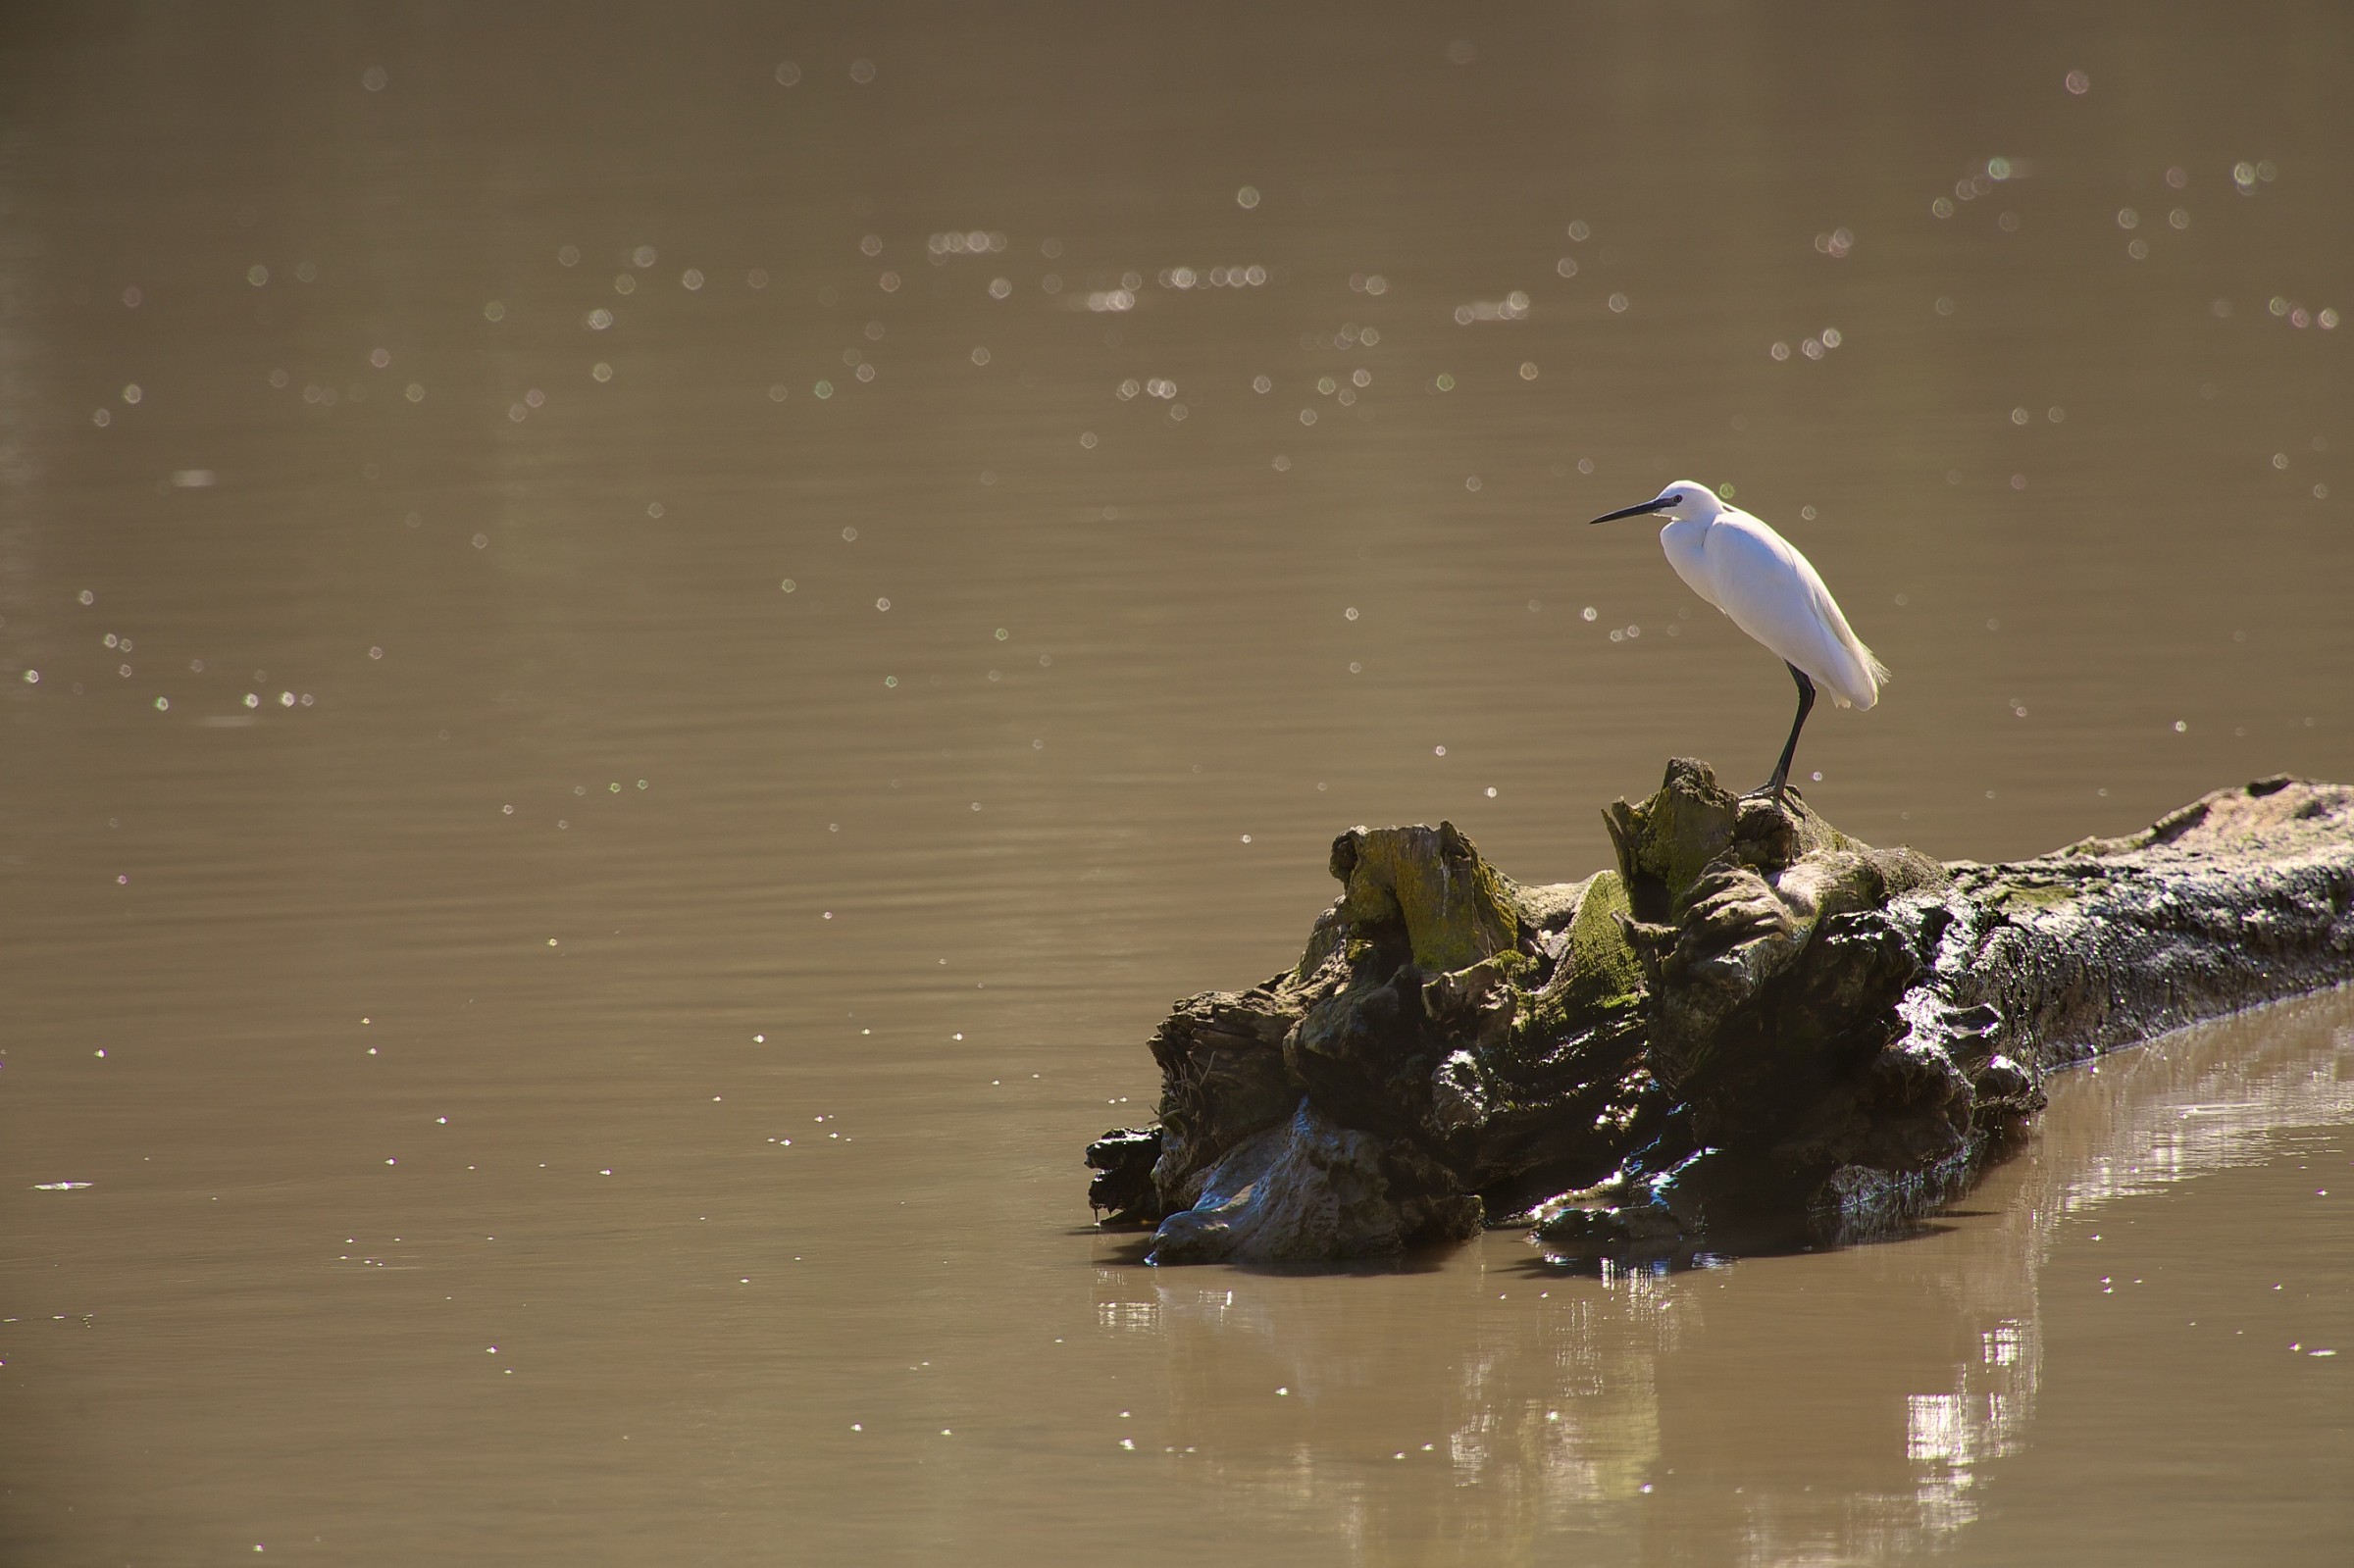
left=1590, top=481, right=1886, bottom=804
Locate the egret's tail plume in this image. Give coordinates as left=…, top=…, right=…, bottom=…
left=1865, top=645, right=1890, bottom=685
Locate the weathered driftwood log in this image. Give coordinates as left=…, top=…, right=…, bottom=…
left=1085, top=760, right=2354, bottom=1265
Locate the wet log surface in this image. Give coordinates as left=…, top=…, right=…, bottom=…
left=1084, top=760, right=2354, bottom=1265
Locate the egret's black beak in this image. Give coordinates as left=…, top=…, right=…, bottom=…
left=1588, top=497, right=1671, bottom=526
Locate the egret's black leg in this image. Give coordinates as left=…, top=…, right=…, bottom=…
left=1764, top=663, right=1817, bottom=805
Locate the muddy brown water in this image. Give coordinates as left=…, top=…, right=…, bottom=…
left=3, top=6, right=2350, bottom=1563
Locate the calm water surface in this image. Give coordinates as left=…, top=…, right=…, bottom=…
left=2, top=6, right=2349, bottom=1562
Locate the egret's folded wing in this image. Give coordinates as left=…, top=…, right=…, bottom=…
left=1703, top=518, right=1881, bottom=709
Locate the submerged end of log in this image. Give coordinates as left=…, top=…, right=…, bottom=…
left=1087, top=761, right=2354, bottom=1266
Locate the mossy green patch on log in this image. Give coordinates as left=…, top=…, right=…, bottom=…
left=1312, top=821, right=1521, bottom=973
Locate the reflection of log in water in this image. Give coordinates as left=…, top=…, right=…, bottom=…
left=1087, top=762, right=2354, bottom=1264
left=1088, top=988, right=2354, bottom=1563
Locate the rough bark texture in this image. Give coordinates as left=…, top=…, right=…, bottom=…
left=1084, top=761, right=2354, bottom=1265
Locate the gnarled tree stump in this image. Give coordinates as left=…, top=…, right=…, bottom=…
left=1085, top=761, right=2354, bottom=1264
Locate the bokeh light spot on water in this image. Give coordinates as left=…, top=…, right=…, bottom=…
left=849, top=58, right=875, bottom=83
left=631, top=245, right=656, bottom=269
left=1557, top=256, right=1579, bottom=277
left=971, top=347, right=990, bottom=366
left=1519, top=362, right=1538, bottom=379
left=768, top=384, right=788, bottom=402
left=2066, top=68, right=2090, bottom=93
left=1465, top=476, right=1481, bottom=491
left=1608, top=292, right=1629, bottom=313
left=1456, top=291, right=1529, bottom=324
left=883, top=677, right=896, bottom=688
left=361, top=65, right=386, bottom=92
left=483, top=301, right=505, bottom=322
left=682, top=269, right=704, bottom=290
left=1235, top=185, right=1260, bottom=209
left=1300, top=409, right=1316, bottom=426
left=246, top=264, right=268, bottom=286
left=1079, top=430, right=1097, bottom=448
left=1814, top=228, right=1854, bottom=258
left=1272, top=456, right=1292, bottom=472
left=557, top=244, right=579, bottom=267
left=1582, top=606, right=1598, bottom=622
left=774, top=61, right=800, bottom=86
left=405, top=382, right=425, bottom=400
left=91, top=408, right=111, bottom=427
left=1434, top=374, right=1455, bottom=391
left=815, top=380, right=833, bottom=399
left=1932, top=197, right=1955, bottom=218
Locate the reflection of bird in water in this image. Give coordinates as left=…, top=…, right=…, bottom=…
left=1591, top=481, right=1887, bottom=803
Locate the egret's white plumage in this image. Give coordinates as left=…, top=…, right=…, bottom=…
left=1591, top=479, right=1886, bottom=798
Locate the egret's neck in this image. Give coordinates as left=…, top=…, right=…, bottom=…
left=1658, top=513, right=1717, bottom=606
left=1659, top=511, right=1715, bottom=548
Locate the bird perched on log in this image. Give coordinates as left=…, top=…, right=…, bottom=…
left=1592, top=481, right=1887, bottom=804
